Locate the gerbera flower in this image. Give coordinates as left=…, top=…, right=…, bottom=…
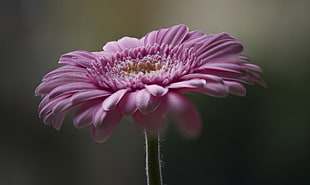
left=35, top=24, right=265, bottom=143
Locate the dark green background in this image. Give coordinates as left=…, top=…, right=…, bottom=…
left=1, top=0, right=309, bottom=184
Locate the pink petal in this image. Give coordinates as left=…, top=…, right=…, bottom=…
left=206, top=62, right=246, bottom=71
left=203, top=82, right=229, bottom=97
left=118, top=37, right=142, bottom=50
left=198, top=41, right=243, bottom=61
left=51, top=112, right=66, bottom=130
left=48, top=82, right=97, bottom=99
left=71, top=90, right=111, bottom=103
left=184, top=82, right=229, bottom=97
left=52, top=97, right=74, bottom=114
left=241, top=63, right=263, bottom=72
left=51, top=90, right=111, bottom=115
left=183, top=36, right=207, bottom=50
left=90, top=118, right=121, bottom=143
left=38, top=96, right=52, bottom=115
left=35, top=75, right=89, bottom=96
left=222, top=76, right=254, bottom=85
left=143, top=30, right=158, bottom=46
left=198, top=55, right=244, bottom=65
left=73, top=102, right=101, bottom=128
left=168, top=79, right=206, bottom=89
left=248, top=71, right=267, bottom=87
left=118, top=91, right=137, bottom=116
left=156, top=27, right=170, bottom=43
left=42, top=65, right=86, bottom=81
left=93, top=107, right=122, bottom=129
left=166, top=92, right=202, bottom=137
left=132, top=102, right=167, bottom=135
left=43, top=72, right=88, bottom=82
left=184, top=30, right=205, bottom=41
left=194, top=33, right=234, bottom=53
left=92, top=108, right=107, bottom=127
left=197, top=66, right=246, bottom=79
left=145, top=84, right=168, bottom=97
left=38, top=94, right=72, bottom=117
left=224, top=81, right=246, bottom=96
left=102, top=89, right=128, bottom=111
left=159, top=24, right=189, bottom=46
left=59, top=50, right=96, bottom=68
left=43, top=111, right=67, bottom=131
left=135, top=89, right=162, bottom=115
left=180, top=73, right=223, bottom=82
left=102, top=41, right=123, bottom=52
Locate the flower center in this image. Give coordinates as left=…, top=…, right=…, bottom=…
left=88, top=44, right=198, bottom=91
left=123, top=60, right=162, bottom=74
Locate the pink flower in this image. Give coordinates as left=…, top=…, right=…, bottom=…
left=35, top=24, right=265, bottom=142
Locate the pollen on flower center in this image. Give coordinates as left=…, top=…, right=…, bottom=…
left=123, top=60, right=162, bottom=74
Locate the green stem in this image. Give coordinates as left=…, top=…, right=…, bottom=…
left=145, top=131, right=163, bottom=185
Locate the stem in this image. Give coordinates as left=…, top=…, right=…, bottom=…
left=145, top=131, right=163, bottom=185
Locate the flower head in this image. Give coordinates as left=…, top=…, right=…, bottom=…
left=35, top=24, right=265, bottom=142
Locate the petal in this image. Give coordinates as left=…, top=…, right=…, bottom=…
left=93, top=107, right=122, bottom=129
left=182, top=35, right=209, bottom=50
left=180, top=73, right=223, bottom=82
left=42, top=65, right=86, bottom=81
left=183, top=30, right=205, bottom=42
left=223, top=81, right=246, bottom=96
left=43, top=111, right=67, bottom=131
left=132, top=102, right=167, bottom=135
left=38, top=94, right=72, bottom=117
left=159, top=24, right=189, bottom=46
left=59, top=50, right=96, bottom=68
left=51, top=97, right=74, bottom=114
left=222, top=76, right=254, bottom=85
left=90, top=118, right=121, bottom=143
left=248, top=71, right=267, bottom=87
left=135, top=89, right=162, bottom=115
left=194, top=32, right=234, bottom=53
left=143, top=30, right=158, bottom=46
left=183, top=82, right=229, bottom=97
left=52, top=90, right=111, bottom=115
left=166, top=92, right=202, bottom=137
left=118, top=91, right=137, bottom=116
left=196, top=65, right=247, bottom=79
left=43, top=72, right=88, bottom=82
left=73, top=101, right=101, bottom=128
left=199, top=55, right=246, bottom=66
left=203, top=82, right=229, bottom=97
left=102, top=41, right=123, bottom=52
left=198, top=41, right=243, bottom=61
left=35, top=75, right=89, bottom=96
left=168, top=79, right=206, bottom=89
left=241, top=63, right=263, bottom=72
left=145, top=84, right=168, bottom=97
left=92, top=108, right=107, bottom=127
left=206, top=62, right=247, bottom=71
left=71, top=90, right=111, bottom=103
left=102, top=89, right=128, bottom=111
left=192, top=33, right=243, bottom=61
left=51, top=112, right=66, bottom=130
left=48, top=82, right=97, bottom=99
left=118, top=37, right=142, bottom=49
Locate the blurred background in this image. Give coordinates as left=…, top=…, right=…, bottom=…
left=1, top=0, right=309, bottom=184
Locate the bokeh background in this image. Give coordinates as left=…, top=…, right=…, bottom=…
left=1, top=0, right=309, bottom=184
